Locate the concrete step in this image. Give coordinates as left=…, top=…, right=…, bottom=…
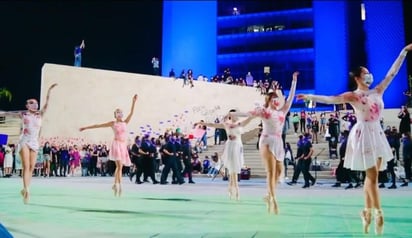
left=242, top=129, right=341, bottom=179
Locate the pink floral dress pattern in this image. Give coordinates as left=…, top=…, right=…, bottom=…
left=252, top=107, right=286, bottom=162
left=109, top=121, right=131, bottom=166
left=19, top=112, right=41, bottom=152
left=343, top=89, right=393, bottom=171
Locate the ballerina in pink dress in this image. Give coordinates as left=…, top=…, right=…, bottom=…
left=80, top=94, right=137, bottom=197
left=1, top=83, right=57, bottom=204
left=297, top=43, right=412, bottom=235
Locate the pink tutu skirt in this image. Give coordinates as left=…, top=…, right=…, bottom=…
left=109, top=140, right=131, bottom=166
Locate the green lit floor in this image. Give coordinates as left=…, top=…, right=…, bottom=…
left=0, top=176, right=411, bottom=238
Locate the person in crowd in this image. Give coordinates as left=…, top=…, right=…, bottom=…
left=283, top=142, right=295, bottom=179
left=181, top=136, right=195, bottom=183
left=160, top=134, right=185, bottom=185
left=3, top=146, right=13, bottom=177
left=74, top=40, right=85, bottom=67
left=140, top=134, right=159, bottom=184
left=401, top=132, right=412, bottom=187
left=398, top=105, right=411, bottom=135
left=42, top=142, right=52, bottom=177
left=151, top=56, right=160, bottom=75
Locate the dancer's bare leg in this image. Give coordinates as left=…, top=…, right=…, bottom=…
left=228, top=173, right=234, bottom=199
left=231, top=172, right=240, bottom=200
left=261, top=145, right=278, bottom=214
left=20, top=145, right=36, bottom=204
left=112, top=160, right=123, bottom=197
left=362, top=159, right=383, bottom=234
left=273, top=160, right=282, bottom=213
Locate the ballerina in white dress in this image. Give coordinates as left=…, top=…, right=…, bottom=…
left=198, top=111, right=254, bottom=200
left=297, top=43, right=412, bottom=235
left=0, top=83, right=57, bottom=204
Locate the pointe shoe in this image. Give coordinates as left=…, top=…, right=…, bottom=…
left=263, top=194, right=270, bottom=212
left=234, top=188, right=240, bottom=201
left=360, top=208, right=372, bottom=234
left=263, top=195, right=278, bottom=214
left=20, top=189, right=29, bottom=204
left=117, top=184, right=122, bottom=197
left=375, top=209, right=384, bottom=235
left=112, top=184, right=118, bottom=197
left=271, top=196, right=279, bottom=215
left=228, top=188, right=234, bottom=200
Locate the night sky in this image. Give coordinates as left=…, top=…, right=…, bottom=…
left=0, top=1, right=163, bottom=110
left=1, top=1, right=412, bottom=110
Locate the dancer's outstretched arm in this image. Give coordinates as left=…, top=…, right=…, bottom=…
left=0, top=110, right=24, bottom=118
left=197, top=121, right=225, bottom=129
left=79, top=121, right=114, bottom=132
left=40, top=83, right=58, bottom=116
left=296, top=91, right=358, bottom=105
left=124, top=94, right=138, bottom=124
left=375, top=43, right=412, bottom=94
left=230, top=111, right=252, bottom=117
left=238, top=116, right=255, bottom=128
left=282, top=71, right=298, bottom=113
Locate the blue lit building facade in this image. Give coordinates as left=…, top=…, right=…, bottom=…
left=162, top=1, right=407, bottom=108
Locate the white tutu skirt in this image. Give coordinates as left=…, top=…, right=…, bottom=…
left=343, top=121, right=393, bottom=171
left=222, top=139, right=244, bottom=174
left=259, top=134, right=284, bottom=162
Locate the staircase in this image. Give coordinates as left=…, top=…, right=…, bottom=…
left=242, top=129, right=340, bottom=180
left=199, top=126, right=339, bottom=180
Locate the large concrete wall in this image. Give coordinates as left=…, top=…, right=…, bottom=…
left=1, top=63, right=406, bottom=146
left=39, top=64, right=264, bottom=146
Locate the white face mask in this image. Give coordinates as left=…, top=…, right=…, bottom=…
left=27, top=101, right=39, bottom=111
left=115, top=111, right=123, bottom=119
left=363, top=73, right=374, bottom=86
left=271, top=97, right=285, bottom=110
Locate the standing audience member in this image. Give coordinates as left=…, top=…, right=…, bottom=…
left=214, top=117, right=221, bottom=145
left=74, top=40, right=85, bottom=67
left=181, top=137, right=195, bottom=183
left=42, top=142, right=52, bottom=177
left=151, top=57, right=160, bottom=75
left=300, top=133, right=316, bottom=188
left=401, top=132, right=412, bottom=187
left=69, top=145, right=81, bottom=177
left=283, top=142, right=295, bottom=179
left=140, top=135, right=159, bottom=184
left=160, top=134, right=185, bottom=185
left=398, top=105, right=411, bottom=135
left=129, top=136, right=143, bottom=184
left=3, top=146, right=13, bottom=177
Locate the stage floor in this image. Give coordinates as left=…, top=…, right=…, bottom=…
left=0, top=176, right=411, bottom=238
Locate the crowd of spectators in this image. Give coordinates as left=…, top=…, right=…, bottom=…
left=0, top=126, right=228, bottom=185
